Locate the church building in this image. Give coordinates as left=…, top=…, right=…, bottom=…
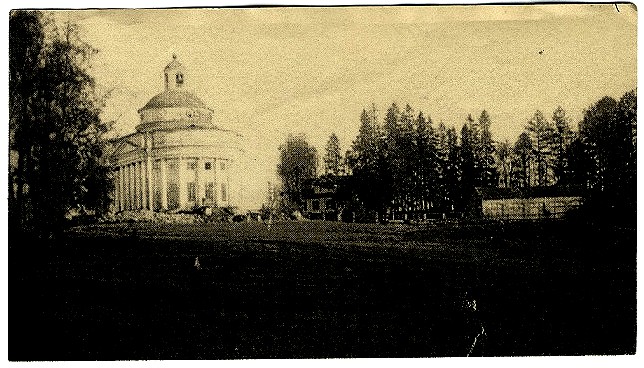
left=108, top=55, right=244, bottom=212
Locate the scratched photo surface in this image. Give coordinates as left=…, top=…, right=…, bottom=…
left=9, top=4, right=636, bottom=360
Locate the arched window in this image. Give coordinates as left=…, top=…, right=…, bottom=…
left=176, top=73, right=184, bottom=86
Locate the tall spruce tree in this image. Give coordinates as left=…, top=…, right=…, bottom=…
left=415, top=111, right=439, bottom=215
left=478, top=110, right=497, bottom=187
left=551, top=106, right=573, bottom=184
left=511, top=132, right=532, bottom=188
left=459, top=121, right=477, bottom=214
left=526, top=110, right=555, bottom=186
left=349, top=108, right=386, bottom=221
left=323, top=133, right=343, bottom=176
left=496, top=140, right=512, bottom=188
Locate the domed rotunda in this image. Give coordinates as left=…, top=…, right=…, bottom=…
left=109, top=55, right=243, bottom=212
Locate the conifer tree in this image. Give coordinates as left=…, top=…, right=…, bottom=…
left=323, top=133, right=343, bottom=176
left=526, top=110, right=555, bottom=186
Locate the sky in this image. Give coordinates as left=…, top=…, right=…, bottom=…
left=45, top=4, right=636, bottom=209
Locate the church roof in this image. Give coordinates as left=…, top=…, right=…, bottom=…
left=164, top=54, right=182, bottom=70
left=140, top=89, right=210, bottom=111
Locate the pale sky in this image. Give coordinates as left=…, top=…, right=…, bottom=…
left=48, top=4, right=637, bottom=209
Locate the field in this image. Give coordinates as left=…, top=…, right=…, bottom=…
left=9, top=219, right=636, bottom=360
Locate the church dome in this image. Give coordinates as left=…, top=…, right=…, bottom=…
left=140, top=89, right=210, bottom=111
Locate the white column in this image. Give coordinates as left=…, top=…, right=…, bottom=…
left=177, top=156, right=185, bottom=210
left=160, top=158, right=168, bottom=210
left=195, top=158, right=202, bottom=206
left=135, top=161, right=140, bottom=210
left=113, top=168, right=119, bottom=212
left=116, top=168, right=122, bottom=211
left=125, top=164, right=130, bottom=210
left=213, top=158, right=219, bottom=207
left=139, top=161, right=148, bottom=210
left=136, top=161, right=142, bottom=210
left=141, top=160, right=147, bottom=210
left=146, top=157, right=153, bottom=210
left=131, top=163, right=136, bottom=210
left=129, top=163, right=134, bottom=210
left=119, top=166, right=125, bottom=211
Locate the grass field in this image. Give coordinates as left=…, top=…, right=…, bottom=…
left=9, top=219, right=636, bottom=359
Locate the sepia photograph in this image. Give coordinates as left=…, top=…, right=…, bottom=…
left=7, top=2, right=638, bottom=362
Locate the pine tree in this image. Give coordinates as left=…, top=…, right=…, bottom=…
left=578, top=96, right=618, bottom=192
left=526, top=110, right=555, bottom=186
left=323, top=133, right=343, bottom=176
left=414, top=111, right=439, bottom=217
left=348, top=108, right=386, bottom=221
left=382, top=103, right=402, bottom=219
left=511, top=132, right=532, bottom=188
left=551, top=106, right=573, bottom=184
left=496, top=140, right=512, bottom=188
left=478, top=110, right=497, bottom=187
left=459, top=121, right=477, bottom=214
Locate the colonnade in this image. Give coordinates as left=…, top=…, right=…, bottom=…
left=113, top=156, right=229, bottom=212
left=114, top=158, right=154, bottom=212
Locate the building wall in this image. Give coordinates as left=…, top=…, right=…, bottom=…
left=110, top=128, right=242, bottom=212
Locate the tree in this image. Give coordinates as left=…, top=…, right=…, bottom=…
left=579, top=96, right=618, bottom=192
left=348, top=107, right=386, bottom=221
left=323, top=133, right=343, bottom=176
left=526, top=110, right=554, bottom=186
left=511, top=132, right=532, bottom=188
left=435, top=123, right=460, bottom=213
left=496, top=140, right=512, bottom=188
left=277, top=134, right=318, bottom=209
left=551, top=106, right=573, bottom=184
left=459, top=120, right=477, bottom=214
left=477, top=110, right=497, bottom=187
left=9, top=11, right=113, bottom=234
left=578, top=92, right=636, bottom=221
left=414, top=111, right=440, bottom=216
left=612, top=90, right=636, bottom=214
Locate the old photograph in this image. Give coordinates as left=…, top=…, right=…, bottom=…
left=8, top=3, right=637, bottom=360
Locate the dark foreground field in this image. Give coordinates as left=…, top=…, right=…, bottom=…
left=10, top=219, right=636, bottom=359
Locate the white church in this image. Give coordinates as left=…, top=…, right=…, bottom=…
left=108, top=55, right=244, bottom=212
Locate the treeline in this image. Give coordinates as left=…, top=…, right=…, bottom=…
left=280, top=90, right=636, bottom=223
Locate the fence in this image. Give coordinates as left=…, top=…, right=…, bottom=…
left=482, top=196, right=583, bottom=220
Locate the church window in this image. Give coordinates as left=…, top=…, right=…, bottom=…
left=220, top=161, right=226, bottom=170
left=221, top=183, right=227, bottom=202
left=187, top=182, right=196, bottom=202
left=205, top=162, right=212, bottom=170
left=205, top=182, right=214, bottom=201
left=176, top=73, right=184, bottom=86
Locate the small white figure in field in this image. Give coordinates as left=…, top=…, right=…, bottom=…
left=194, top=256, right=201, bottom=270
left=467, top=299, right=477, bottom=312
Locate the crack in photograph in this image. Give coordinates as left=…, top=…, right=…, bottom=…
left=7, top=2, right=637, bottom=361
